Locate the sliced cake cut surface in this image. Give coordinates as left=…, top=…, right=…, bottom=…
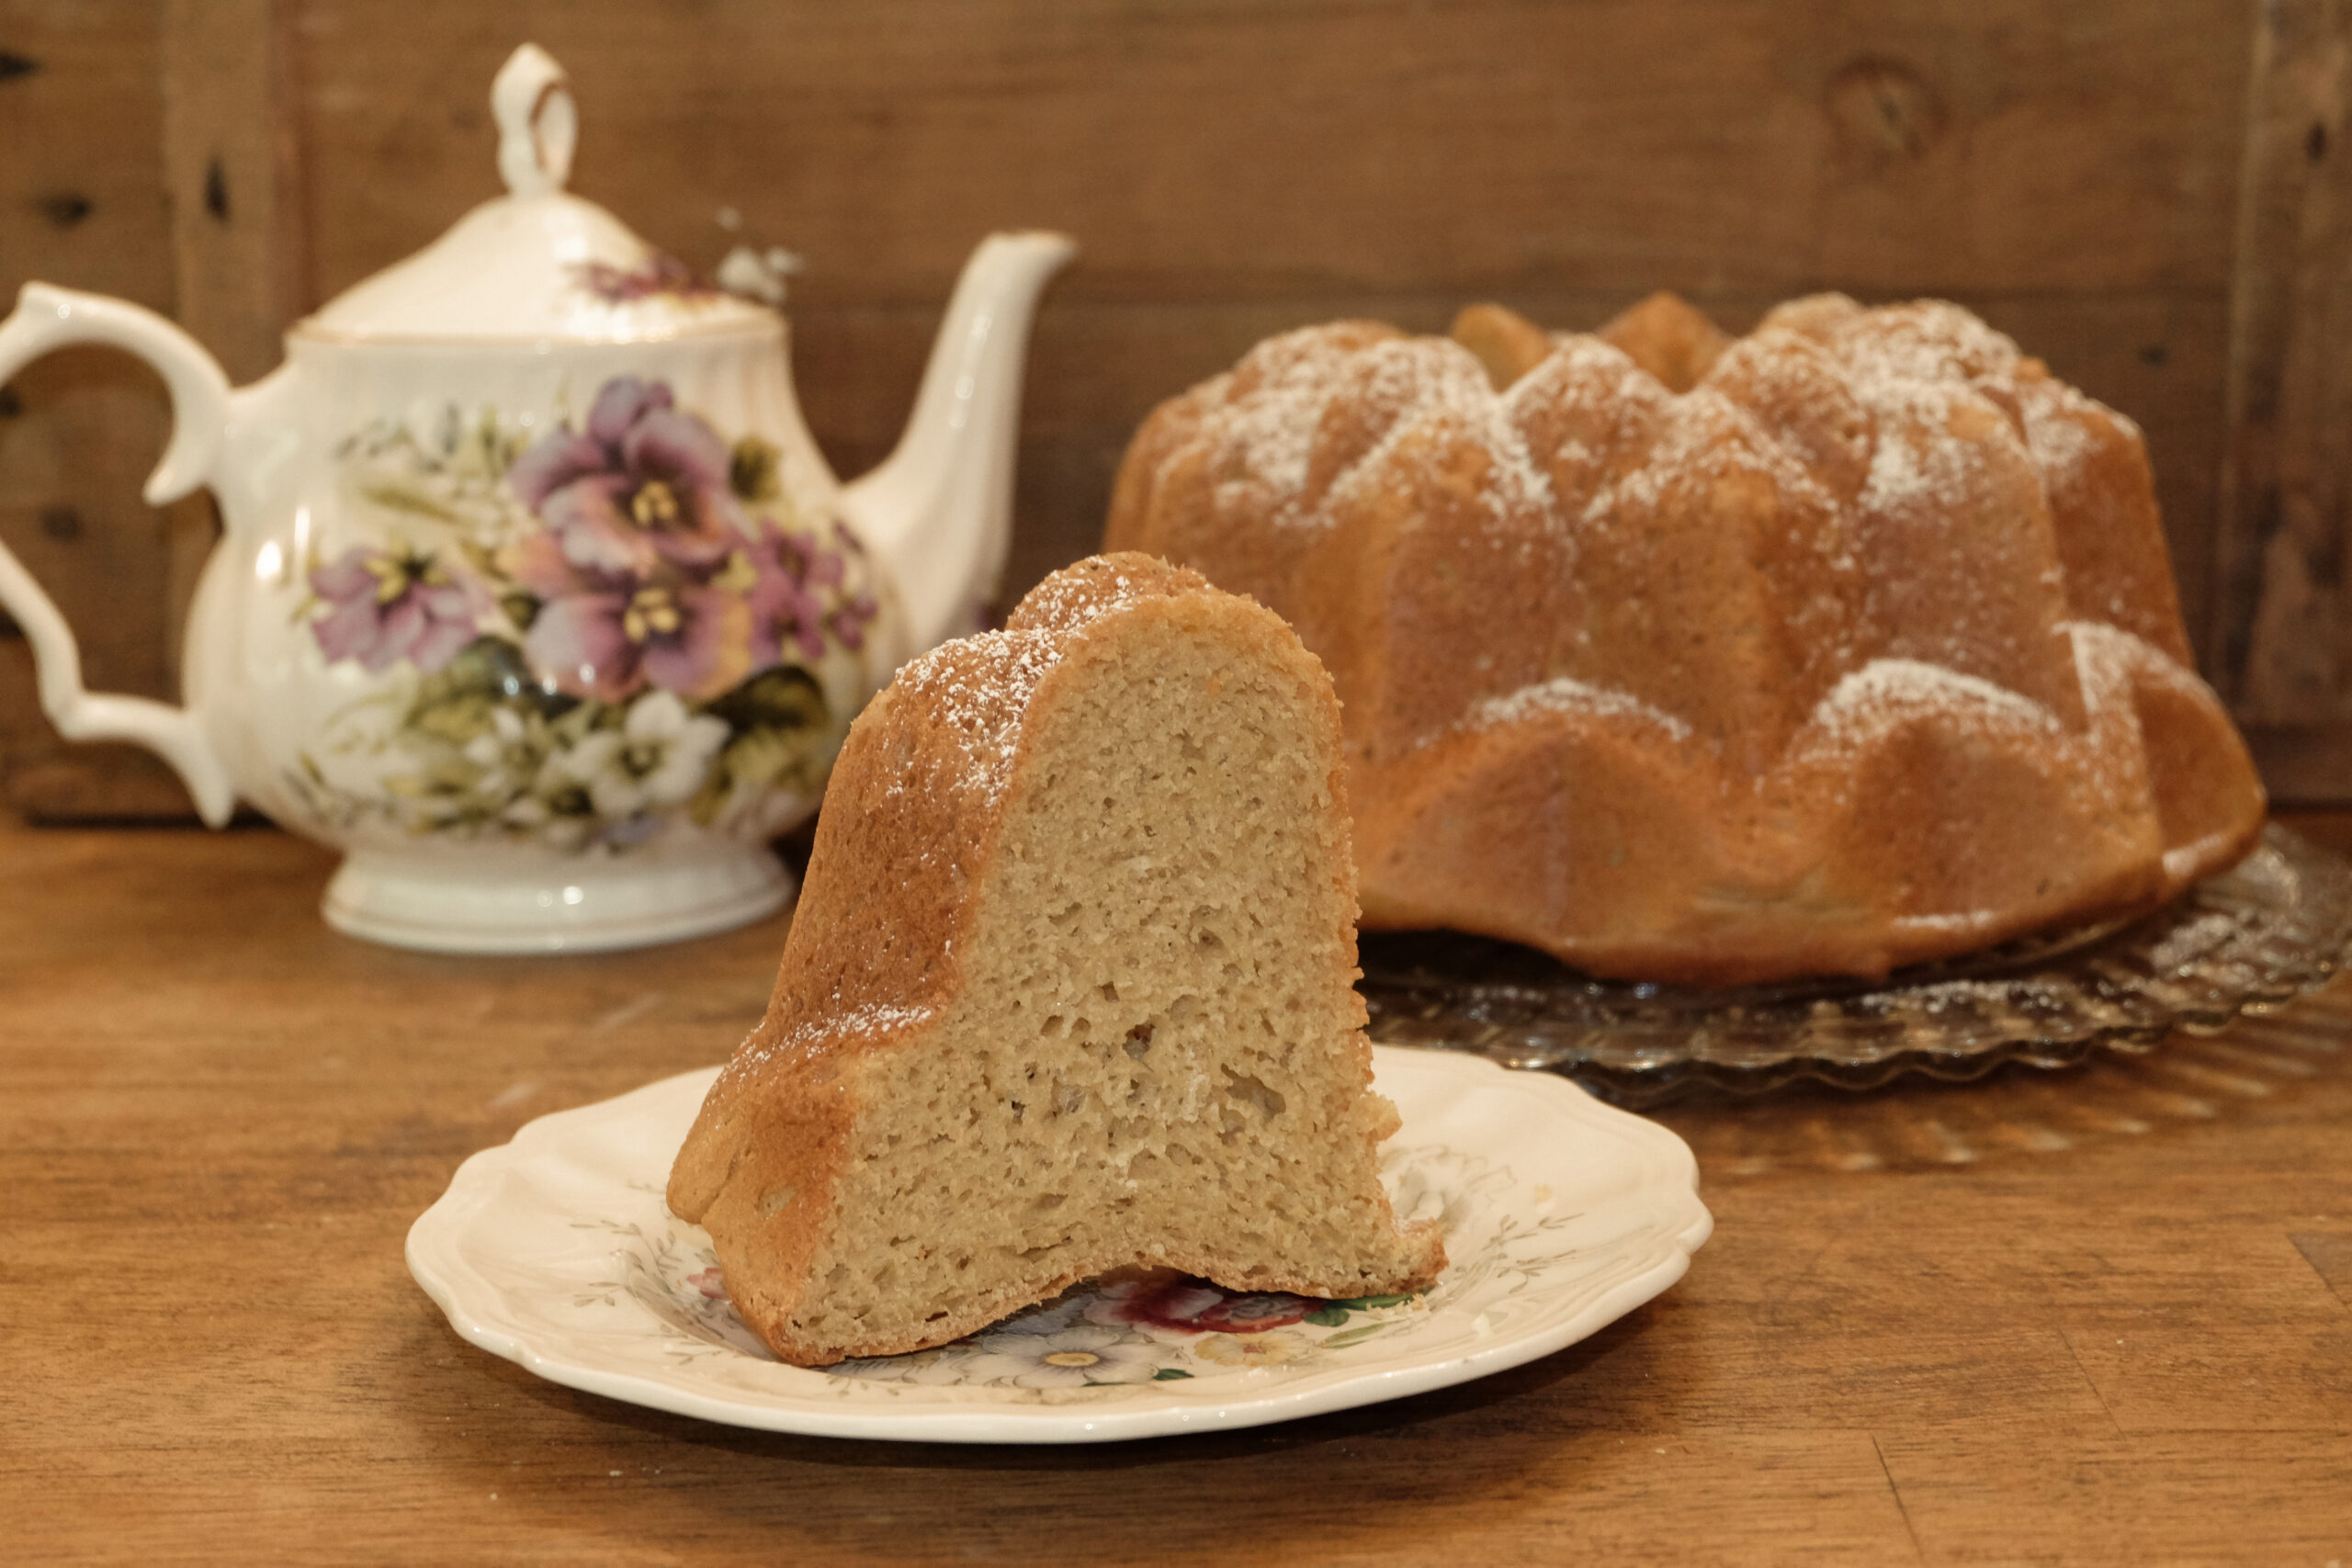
left=667, top=553, right=1445, bottom=1367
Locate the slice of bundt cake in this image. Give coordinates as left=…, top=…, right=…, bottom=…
left=667, top=554, right=1444, bottom=1367
left=1105, top=294, right=2266, bottom=986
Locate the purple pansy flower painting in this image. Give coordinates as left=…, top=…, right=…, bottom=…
left=575, top=253, right=719, bottom=305
left=294, top=376, right=880, bottom=849
left=309, top=545, right=488, bottom=675
left=742, top=517, right=879, bottom=666
left=502, top=531, right=753, bottom=705
left=506, top=378, right=744, bottom=577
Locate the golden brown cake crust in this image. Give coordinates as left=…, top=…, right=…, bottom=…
left=670, top=553, right=1442, bottom=1364
left=1104, top=297, right=2266, bottom=986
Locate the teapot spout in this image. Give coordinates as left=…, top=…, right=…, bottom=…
left=839, top=231, right=1075, bottom=668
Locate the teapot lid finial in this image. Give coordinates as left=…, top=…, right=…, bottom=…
left=296, top=41, right=775, bottom=344
left=492, top=44, right=576, bottom=199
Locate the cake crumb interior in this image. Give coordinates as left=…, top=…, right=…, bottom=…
left=780, top=615, right=1422, bottom=1352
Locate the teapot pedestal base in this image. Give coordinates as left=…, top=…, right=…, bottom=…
left=322, top=845, right=796, bottom=954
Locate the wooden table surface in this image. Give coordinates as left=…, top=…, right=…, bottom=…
left=4, top=813, right=2349, bottom=1565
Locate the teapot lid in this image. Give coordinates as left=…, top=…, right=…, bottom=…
left=298, top=45, right=774, bottom=344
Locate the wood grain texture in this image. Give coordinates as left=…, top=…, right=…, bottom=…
left=2218, top=0, right=2352, bottom=729
left=161, top=0, right=302, bottom=385
left=2212, top=0, right=2352, bottom=804
left=4, top=812, right=2351, bottom=1563
left=0, top=0, right=2278, bottom=814
left=154, top=0, right=299, bottom=703
left=0, top=0, right=227, bottom=820
left=288, top=0, right=2250, bottom=304
left=285, top=0, right=2254, bottom=639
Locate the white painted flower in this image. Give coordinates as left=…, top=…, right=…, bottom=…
left=461, top=706, right=536, bottom=795
left=565, top=691, right=729, bottom=819
left=957, top=1325, right=1166, bottom=1389
left=401, top=395, right=459, bottom=460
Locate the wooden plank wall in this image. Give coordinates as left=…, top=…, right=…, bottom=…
left=2217, top=0, right=2352, bottom=800
left=0, top=0, right=2311, bottom=816
left=0, top=0, right=200, bottom=815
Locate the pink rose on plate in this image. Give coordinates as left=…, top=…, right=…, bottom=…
left=308, top=545, right=487, bottom=674
left=1083, top=1270, right=1317, bottom=1335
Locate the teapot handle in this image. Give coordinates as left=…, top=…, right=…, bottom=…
left=0, top=283, right=237, bottom=824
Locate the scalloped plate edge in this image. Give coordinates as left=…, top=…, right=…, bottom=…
left=407, top=1048, right=1711, bottom=1444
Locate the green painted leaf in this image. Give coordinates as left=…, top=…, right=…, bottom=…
left=729, top=436, right=782, bottom=501
left=1151, top=1367, right=1193, bottom=1381
left=355, top=478, right=468, bottom=525
left=705, top=665, right=831, bottom=738
left=1318, top=1324, right=1389, bottom=1349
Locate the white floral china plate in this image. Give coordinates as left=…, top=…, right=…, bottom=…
left=406, top=1047, right=1712, bottom=1444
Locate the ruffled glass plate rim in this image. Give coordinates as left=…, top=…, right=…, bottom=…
left=1359, top=823, right=2352, bottom=1107
left=406, top=1047, right=1712, bottom=1444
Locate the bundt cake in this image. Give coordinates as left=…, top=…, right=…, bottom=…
left=667, top=553, right=1444, bottom=1366
left=1104, top=293, right=2266, bottom=987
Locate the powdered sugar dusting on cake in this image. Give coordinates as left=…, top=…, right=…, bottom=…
left=723, top=999, right=939, bottom=1081
left=1577, top=382, right=1839, bottom=525
left=1801, top=658, right=2061, bottom=758
left=1858, top=401, right=1950, bottom=513
left=1706, top=389, right=1844, bottom=512
left=1159, top=303, right=2120, bottom=554
left=2064, top=618, right=2221, bottom=712
left=1012, top=559, right=1175, bottom=637
left=1167, top=324, right=1555, bottom=532
left=1523, top=335, right=1669, bottom=504
left=1320, top=339, right=1555, bottom=526
left=2023, top=398, right=2099, bottom=480
left=1825, top=299, right=2024, bottom=387
left=774, top=1001, right=936, bottom=1055
left=2065, top=620, right=2242, bottom=821
left=1213, top=367, right=1329, bottom=499
left=1801, top=304, right=2032, bottom=519
left=1175, top=325, right=1385, bottom=525
left=2020, top=378, right=2142, bottom=490
left=1146, top=298, right=2177, bottom=782
left=889, top=557, right=1217, bottom=829
left=890, top=629, right=1068, bottom=807
left=2066, top=618, right=2137, bottom=706
left=1547, top=333, right=1665, bottom=402
left=1464, top=676, right=1692, bottom=742
left=1848, top=367, right=2023, bottom=522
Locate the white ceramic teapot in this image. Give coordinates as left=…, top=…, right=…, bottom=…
left=0, top=44, right=1072, bottom=953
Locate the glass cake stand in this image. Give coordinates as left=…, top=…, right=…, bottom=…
left=1358, top=824, right=2352, bottom=1107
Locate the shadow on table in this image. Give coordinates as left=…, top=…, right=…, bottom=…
left=403, top=1297, right=1678, bottom=1559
